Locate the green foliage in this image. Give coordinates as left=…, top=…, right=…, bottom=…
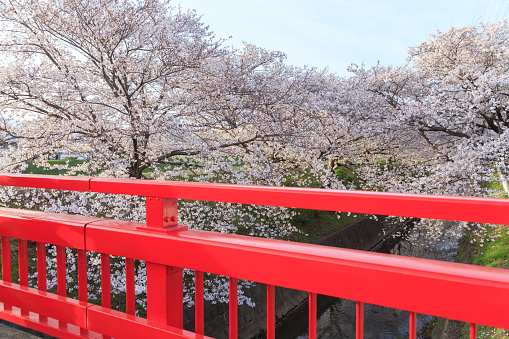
left=472, top=226, right=509, bottom=269
left=290, top=209, right=361, bottom=243
left=335, top=165, right=361, bottom=188
left=23, top=159, right=86, bottom=175
left=452, top=226, right=509, bottom=338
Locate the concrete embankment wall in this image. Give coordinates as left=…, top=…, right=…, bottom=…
left=183, top=216, right=403, bottom=339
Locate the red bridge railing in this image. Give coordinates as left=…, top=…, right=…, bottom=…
left=0, top=174, right=508, bottom=338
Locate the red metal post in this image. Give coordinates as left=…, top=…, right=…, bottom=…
left=1, top=236, right=11, bottom=282
left=78, top=250, right=87, bottom=302
left=229, top=277, right=238, bottom=339
left=18, top=239, right=28, bottom=286
left=101, top=253, right=111, bottom=309
left=36, top=242, right=47, bottom=323
left=125, top=258, right=135, bottom=315
left=356, top=301, right=364, bottom=339
left=101, top=253, right=112, bottom=339
left=309, top=292, right=317, bottom=339
left=78, top=249, right=88, bottom=334
left=56, top=245, right=66, bottom=329
left=267, top=284, right=275, bottom=339
left=145, top=197, right=184, bottom=328
left=56, top=245, right=66, bottom=297
left=470, top=323, right=476, bottom=339
left=195, top=270, right=204, bottom=335
left=145, top=197, right=178, bottom=229
left=36, top=242, right=47, bottom=291
left=18, top=239, right=28, bottom=316
left=409, top=311, right=416, bottom=339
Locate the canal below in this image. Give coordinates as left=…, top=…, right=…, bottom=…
left=275, top=218, right=464, bottom=339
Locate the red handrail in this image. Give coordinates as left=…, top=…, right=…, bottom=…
left=1, top=173, right=509, bottom=224
left=0, top=174, right=506, bottom=338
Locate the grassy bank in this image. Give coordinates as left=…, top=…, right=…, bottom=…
left=428, top=226, right=509, bottom=338
left=290, top=209, right=361, bottom=243
left=23, top=158, right=86, bottom=175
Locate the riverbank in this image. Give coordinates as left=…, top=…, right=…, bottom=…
left=428, top=225, right=509, bottom=339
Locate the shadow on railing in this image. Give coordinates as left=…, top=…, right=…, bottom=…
left=0, top=174, right=508, bottom=339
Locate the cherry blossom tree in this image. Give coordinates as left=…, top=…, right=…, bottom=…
left=0, top=0, right=350, bottom=309
left=4, top=0, right=507, bottom=313
left=343, top=21, right=509, bottom=198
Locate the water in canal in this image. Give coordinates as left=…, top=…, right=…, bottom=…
left=275, top=218, right=465, bottom=339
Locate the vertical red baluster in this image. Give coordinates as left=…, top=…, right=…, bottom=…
left=101, top=253, right=111, bottom=339
left=229, top=277, right=238, bottom=339
left=195, top=270, right=204, bottom=335
left=37, top=242, right=47, bottom=323
left=145, top=197, right=185, bottom=328
left=309, top=292, right=317, bottom=339
left=125, top=258, right=135, bottom=315
left=56, top=245, right=66, bottom=297
left=78, top=250, right=87, bottom=302
left=18, top=239, right=28, bottom=286
left=37, top=243, right=47, bottom=291
left=1, top=236, right=11, bottom=311
left=1, top=237, right=11, bottom=311
left=409, top=311, right=416, bottom=339
left=18, top=239, right=28, bottom=316
left=78, top=249, right=88, bottom=335
left=356, top=301, right=364, bottom=339
left=101, top=253, right=111, bottom=309
left=267, top=284, right=275, bottom=339
left=470, top=323, right=477, bottom=339
left=2, top=236, right=11, bottom=282
left=56, top=245, right=66, bottom=329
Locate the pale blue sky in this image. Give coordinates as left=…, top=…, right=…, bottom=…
left=175, top=0, right=506, bottom=76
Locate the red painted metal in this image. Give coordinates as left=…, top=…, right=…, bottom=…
left=56, top=245, right=66, bottom=297
left=0, top=303, right=102, bottom=339
left=87, top=176, right=509, bottom=225
left=356, top=301, right=364, bottom=339
left=85, top=224, right=509, bottom=330
left=0, top=280, right=88, bottom=327
left=145, top=196, right=185, bottom=328
left=409, top=311, right=416, bottom=339
left=1, top=175, right=509, bottom=338
left=18, top=239, right=28, bottom=286
left=146, top=197, right=178, bottom=229
left=101, top=253, right=111, bottom=309
left=1, top=173, right=509, bottom=224
left=125, top=258, right=135, bottom=315
left=0, top=207, right=96, bottom=249
left=2, top=236, right=11, bottom=313
left=0, top=174, right=91, bottom=191
left=78, top=250, right=87, bottom=303
left=229, top=277, right=237, bottom=339
left=146, top=263, right=184, bottom=327
left=18, top=239, right=29, bottom=316
left=267, top=284, right=275, bottom=339
left=36, top=242, right=47, bottom=324
left=470, top=323, right=476, bottom=338
left=87, top=305, right=212, bottom=338
left=194, top=270, right=204, bottom=335
left=1, top=236, right=11, bottom=283
left=309, top=292, right=317, bottom=339
left=36, top=242, right=47, bottom=292
left=100, top=253, right=111, bottom=339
